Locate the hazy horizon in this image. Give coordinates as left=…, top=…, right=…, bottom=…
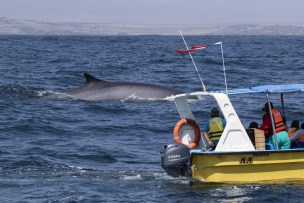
left=1, top=0, right=304, bottom=26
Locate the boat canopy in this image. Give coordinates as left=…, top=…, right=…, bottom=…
left=227, top=84, right=304, bottom=95
left=174, top=92, right=255, bottom=151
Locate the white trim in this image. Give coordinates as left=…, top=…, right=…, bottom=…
left=174, top=92, right=255, bottom=152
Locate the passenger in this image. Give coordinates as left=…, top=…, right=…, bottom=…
left=259, top=102, right=290, bottom=149
left=249, top=121, right=259, bottom=129
left=290, top=122, right=304, bottom=142
left=288, top=120, right=300, bottom=137
left=203, top=107, right=226, bottom=148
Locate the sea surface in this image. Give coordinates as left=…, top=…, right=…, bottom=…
left=0, top=35, right=304, bottom=202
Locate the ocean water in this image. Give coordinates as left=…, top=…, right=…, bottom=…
left=0, top=35, right=304, bottom=202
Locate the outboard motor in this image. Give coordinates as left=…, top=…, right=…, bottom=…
left=160, top=143, right=191, bottom=177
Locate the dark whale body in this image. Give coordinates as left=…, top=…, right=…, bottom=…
left=66, top=73, right=183, bottom=101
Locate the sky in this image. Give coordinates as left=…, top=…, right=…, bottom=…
left=1, top=0, right=303, bottom=26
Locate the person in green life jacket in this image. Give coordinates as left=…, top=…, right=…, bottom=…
left=203, top=107, right=226, bottom=148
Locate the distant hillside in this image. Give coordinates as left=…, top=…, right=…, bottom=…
left=1, top=17, right=304, bottom=36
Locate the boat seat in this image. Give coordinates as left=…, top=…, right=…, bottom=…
left=246, top=128, right=265, bottom=150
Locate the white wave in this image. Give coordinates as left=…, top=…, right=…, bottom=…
left=213, top=185, right=257, bottom=202
left=121, top=174, right=142, bottom=180
left=153, top=172, right=192, bottom=184
left=35, top=90, right=203, bottom=103
left=120, top=94, right=179, bottom=102
left=68, top=165, right=85, bottom=171
left=121, top=94, right=204, bottom=103
left=36, top=90, right=70, bottom=99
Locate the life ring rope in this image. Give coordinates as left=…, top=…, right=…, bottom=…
left=173, top=118, right=200, bottom=149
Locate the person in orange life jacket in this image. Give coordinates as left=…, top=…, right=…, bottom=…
left=290, top=122, right=304, bottom=142
left=202, top=107, right=226, bottom=147
left=259, top=102, right=290, bottom=149
left=288, top=120, right=300, bottom=137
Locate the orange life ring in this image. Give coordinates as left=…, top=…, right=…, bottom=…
left=173, top=118, right=200, bottom=149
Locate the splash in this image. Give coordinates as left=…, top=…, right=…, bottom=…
left=0, top=85, right=70, bottom=100
left=36, top=90, right=69, bottom=99
left=120, top=94, right=177, bottom=102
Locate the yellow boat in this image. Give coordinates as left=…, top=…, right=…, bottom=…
left=161, top=85, right=304, bottom=183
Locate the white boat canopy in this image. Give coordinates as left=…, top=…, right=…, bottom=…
left=227, top=84, right=304, bottom=95
left=174, top=91, right=255, bottom=152
left=174, top=84, right=304, bottom=152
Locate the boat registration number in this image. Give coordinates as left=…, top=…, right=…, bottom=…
left=239, top=157, right=253, bottom=164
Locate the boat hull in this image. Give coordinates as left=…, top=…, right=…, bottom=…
left=191, top=149, right=304, bottom=183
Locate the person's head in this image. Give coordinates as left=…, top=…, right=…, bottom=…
left=211, top=107, right=220, bottom=118
left=290, top=120, right=300, bottom=129
left=263, top=102, right=273, bottom=113
left=249, top=121, right=259, bottom=129
left=301, top=122, right=304, bottom=130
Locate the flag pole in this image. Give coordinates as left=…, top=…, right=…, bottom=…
left=215, top=42, right=228, bottom=94
left=179, top=30, right=206, bottom=91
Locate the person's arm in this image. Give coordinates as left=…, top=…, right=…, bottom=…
left=290, top=130, right=301, bottom=141
left=202, top=123, right=213, bottom=145
left=203, top=131, right=213, bottom=145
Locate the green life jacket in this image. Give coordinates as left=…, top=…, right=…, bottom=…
left=208, top=117, right=224, bottom=142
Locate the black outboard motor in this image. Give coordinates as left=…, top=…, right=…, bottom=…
left=160, top=143, right=191, bottom=177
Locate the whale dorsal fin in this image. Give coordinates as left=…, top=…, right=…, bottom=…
left=84, top=73, right=105, bottom=84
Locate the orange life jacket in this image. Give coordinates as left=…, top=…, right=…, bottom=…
left=264, top=109, right=286, bottom=135
left=272, top=109, right=286, bottom=133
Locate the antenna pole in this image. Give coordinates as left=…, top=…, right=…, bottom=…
left=215, top=42, right=228, bottom=94
left=179, top=30, right=206, bottom=91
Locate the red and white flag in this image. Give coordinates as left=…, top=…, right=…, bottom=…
left=176, top=44, right=208, bottom=54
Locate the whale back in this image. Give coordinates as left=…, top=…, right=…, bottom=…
left=67, top=72, right=184, bottom=101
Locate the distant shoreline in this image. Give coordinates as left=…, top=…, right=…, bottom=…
left=1, top=17, right=304, bottom=36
